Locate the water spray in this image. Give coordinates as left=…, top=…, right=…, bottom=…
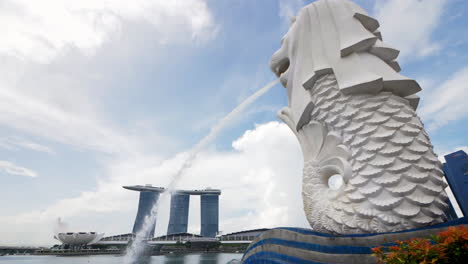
left=123, top=79, right=279, bottom=263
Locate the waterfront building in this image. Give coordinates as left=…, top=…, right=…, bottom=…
left=200, top=194, right=220, bottom=237
left=123, top=185, right=221, bottom=238
left=443, top=150, right=468, bottom=216
left=219, top=228, right=269, bottom=242
left=167, top=188, right=221, bottom=237
left=99, top=233, right=135, bottom=242
left=55, top=232, right=104, bottom=247
left=123, top=185, right=165, bottom=238
left=167, top=193, right=190, bottom=235
left=93, top=228, right=265, bottom=254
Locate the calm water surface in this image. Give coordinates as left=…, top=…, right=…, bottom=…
left=0, top=253, right=243, bottom=264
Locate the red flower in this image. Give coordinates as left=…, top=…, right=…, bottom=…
left=371, top=246, right=383, bottom=254
left=372, top=225, right=467, bottom=264
left=388, top=245, right=399, bottom=251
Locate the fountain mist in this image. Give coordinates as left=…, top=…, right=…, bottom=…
left=123, top=79, right=279, bottom=264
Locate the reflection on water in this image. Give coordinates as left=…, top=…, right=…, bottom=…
left=0, top=253, right=242, bottom=264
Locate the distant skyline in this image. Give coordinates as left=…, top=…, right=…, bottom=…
left=0, top=0, right=467, bottom=246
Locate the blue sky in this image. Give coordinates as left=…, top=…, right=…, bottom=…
left=0, top=0, right=467, bottom=246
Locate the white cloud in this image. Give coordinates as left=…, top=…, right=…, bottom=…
left=419, top=67, right=468, bottom=130
left=0, top=0, right=220, bottom=246
left=0, top=137, right=55, bottom=154
left=0, top=122, right=309, bottom=246
left=278, top=0, right=305, bottom=26
left=0, top=0, right=216, bottom=63
left=13, top=140, right=55, bottom=154
left=0, top=0, right=218, bottom=159
left=0, top=86, right=141, bottom=155
left=0, top=160, right=37, bottom=178
left=179, top=122, right=307, bottom=233
left=373, top=0, right=448, bottom=61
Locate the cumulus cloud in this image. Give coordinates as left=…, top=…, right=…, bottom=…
left=0, top=122, right=309, bottom=245
left=373, top=0, right=448, bottom=61
left=0, top=0, right=217, bottom=63
left=179, top=122, right=307, bottom=233
left=0, top=160, right=37, bottom=178
left=419, top=67, right=468, bottom=130
left=278, top=0, right=305, bottom=26
left=0, top=0, right=221, bottom=246
left=0, top=0, right=219, bottom=158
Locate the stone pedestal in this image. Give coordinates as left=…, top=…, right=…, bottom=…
left=242, top=217, right=467, bottom=264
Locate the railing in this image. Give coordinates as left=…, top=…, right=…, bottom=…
left=219, top=236, right=255, bottom=241
left=152, top=235, right=195, bottom=241
left=98, top=235, right=255, bottom=243
left=100, top=236, right=135, bottom=241
left=185, top=237, right=218, bottom=242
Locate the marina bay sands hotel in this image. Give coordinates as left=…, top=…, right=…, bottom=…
left=123, top=185, right=221, bottom=238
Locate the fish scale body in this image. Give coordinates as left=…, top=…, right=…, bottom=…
left=301, top=74, right=448, bottom=234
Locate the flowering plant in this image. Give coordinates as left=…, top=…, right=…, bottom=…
left=372, top=225, right=468, bottom=264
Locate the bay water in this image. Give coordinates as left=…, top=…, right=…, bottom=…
left=0, top=253, right=242, bottom=264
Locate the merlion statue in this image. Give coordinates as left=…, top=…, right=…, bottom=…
left=271, top=0, right=449, bottom=234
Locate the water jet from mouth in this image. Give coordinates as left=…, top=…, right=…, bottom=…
left=123, top=79, right=279, bottom=264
